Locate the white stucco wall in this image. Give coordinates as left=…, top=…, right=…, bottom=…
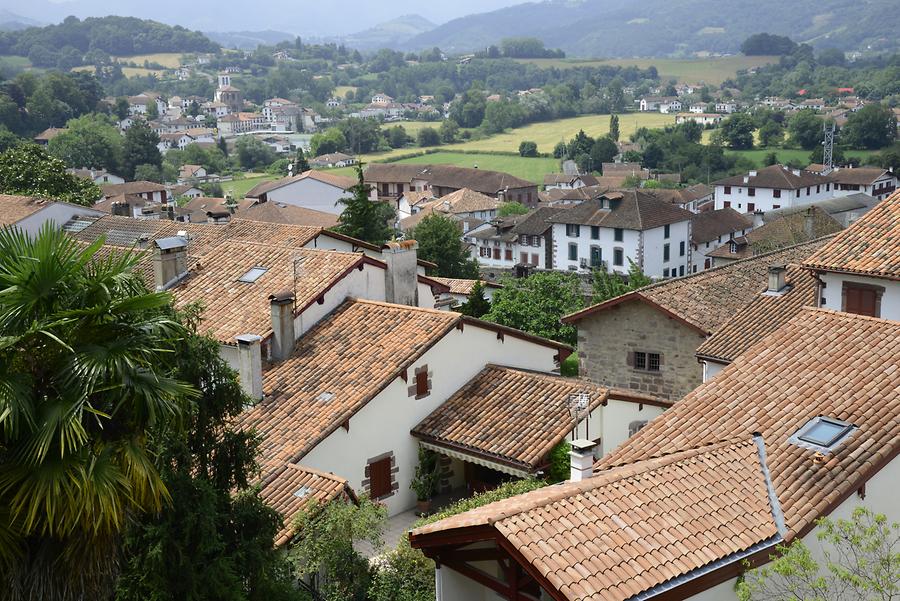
left=714, top=182, right=834, bottom=213
left=264, top=178, right=349, bottom=214
left=819, top=272, right=900, bottom=320
left=294, top=263, right=386, bottom=336
left=298, top=325, right=561, bottom=516
left=702, top=360, right=726, bottom=382
left=15, top=204, right=105, bottom=237
left=642, top=222, right=691, bottom=279
left=551, top=223, right=641, bottom=275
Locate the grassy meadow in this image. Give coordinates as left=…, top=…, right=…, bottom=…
left=515, top=55, right=778, bottom=85
left=114, top=53, right=184, bottom=68
left=330, top=152, right=559, bottom=183
left=224, top=175, right=277, bottom=199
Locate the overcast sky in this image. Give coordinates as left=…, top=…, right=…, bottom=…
left=2, top=0, right=528, bottom=35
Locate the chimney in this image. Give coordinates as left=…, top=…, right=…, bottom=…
left=152, top=236, right=188, bottom=290
left=569, top=439, right=596, bottom=482
left=268, top=291, right=296, bottom=361
left=235, top=334, right=263, bottom=401
left=743, top=176, right=749, bottom=184
left=804, top=207, right=815, bottom=238
left=767, top=264, right=787, bottom=294
left=382, top=240, right=419, bottom=306
left=792, top=169, right=801, bottom=177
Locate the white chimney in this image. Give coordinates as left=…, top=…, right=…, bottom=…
left=767, top=265, right=787, bottom=294
left=235, top=334, right=263, bottom=401
left=569, top=438, right=597, bottom=482
left=743, top=176, right=749, bottom=184
left=382, top=240, right=419, bottom=306
left=153, top=236, right=189, bottom=290
left=269, top=291, right=296, bottom=361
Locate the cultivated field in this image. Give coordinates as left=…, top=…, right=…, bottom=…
left=333, top=85, right=358, bottom=98
left=72, top=65, right=166, bottom=78
left=515, top=56, right=778, bottom=85
left=0, top=55, right=32, bottom=70
left=114, top=53, right=184, bottom=68
left=331, top=151, right=559, bottom=184
left=725, top=148, right=876, bottom=167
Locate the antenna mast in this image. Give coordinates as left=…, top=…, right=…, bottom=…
left=822, top=122, right=835, bottom=175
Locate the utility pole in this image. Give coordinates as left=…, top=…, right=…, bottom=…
left=822, top=122, right=835, bottom=175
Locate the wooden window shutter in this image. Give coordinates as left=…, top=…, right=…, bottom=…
left=370, top=457, right=391, bottom=498
left=416, top=370, right=429, bottom=396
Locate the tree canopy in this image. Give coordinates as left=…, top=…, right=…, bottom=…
left=0, top=143, right=101, bottom=205
left=410, top=214, right=480, bottom=279
left=334, top=165, right=396, bottom=246
left=485, top=271, right=584, bottom=346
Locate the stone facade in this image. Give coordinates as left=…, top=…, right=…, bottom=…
left=576, top=300, right=707, bottom=401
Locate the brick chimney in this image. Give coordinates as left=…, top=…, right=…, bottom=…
left=382, top=240, right=419, bottom=306
left=235, top=334, right=263, bottom=401
left=569, top=439, right=597, bottom=482
left=152, top=236, right=189, bottom=290
left=268, top=290, right=296, bottom=361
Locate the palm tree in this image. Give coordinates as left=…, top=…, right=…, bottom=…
left=0, top=225, right=194, bottom=601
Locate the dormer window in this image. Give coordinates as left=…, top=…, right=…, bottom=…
left=790, top=416, right=856, bottom=453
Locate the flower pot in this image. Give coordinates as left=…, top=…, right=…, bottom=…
left=416, top=499, right=432, bottom=515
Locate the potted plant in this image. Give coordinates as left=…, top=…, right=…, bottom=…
left=410, top=447, right=439, bottom=515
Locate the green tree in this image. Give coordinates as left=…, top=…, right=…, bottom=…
left=609, top=114, right=620, bottom=142
left=293, top=147, right=310, bottom=173
left=519, top=140, right=538, bottom=157
left=133, top=163, right=165, bottom=183
left=721, top=114, right=756, bottom=150
left=737, top=507, right=899, bottom=601
left=410, top=214, right=479, bottom=279
left=234, top=136, right=278, bottom=171
left=386, top=125, right=410, bottom=149
left=763, top=151, right=779, bottom=166
left=310, top=127, right=347, bottom=156
left=545, top=439, right=572, bottom=483
left=416, top=127, right=440, bottom=147
left=0, top=143, right=101, bottom=205
left=48, top=113, right=123, bottom=173
left=122, top=120, right=162, bottom=180
left=592, top=137, right=619, bottom=170
left=757, top=120, right=784, bottom=148
left=788, top=110, right=823, bottom=150
left=117, top=328, right=300, bottom=601
left=0, top=227, right=193, bottom=600
left=591, top=259, right=651, bottom=302
left=458, top=280, right=491, bottom=318
left=498, top=201, right=529, bottom=216
left=334, top=165, right=396, bottom=245
left=289, top=497, right=386, bottom=601
left=438, top=119, right=459, bottom=144
left=842, top=104, right=897, bottom=150
left=485, top=272, right=584, bottom=346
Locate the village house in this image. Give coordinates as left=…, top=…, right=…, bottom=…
left=157, top=132, right=195, bottom=153
left=639, top=96, right=681, bottom=113
left=365, top=164, right=539, bottom=207
left=397, top=190, right=438, bottom=219
left=411, top=305, right=899, bottom=601
left=689, top=207, right=754, bottom=272
left=370, top=93, right=394, bottom=105
left=561, top=238, right=831, bottom=401
left=429, top=278, right=501, bottom=307
left=688, top=102, right=706, bottom=113
left=707, top=206, right=842, bottom=266
left=399, top=188, right=500, bottom=232
left=714, top=101, right=738, bottom=113
left=759, top=193, right=878, bottom=228
left=802, top=191, right=900, bottom=320
left=99, top=181, right=168, bottom=205
left=0, top=194, right=104, bottom=235
left=828, top=166, right=897, bottom=201
left=33, top=127, right=66, bottom=145
left=233, top=200, right=340, bottom=229
left=640, top=183, right=714, bottom=213
left=168, top=183, right=204, bottom=201
left=675, top=112, right=723, bottom=126
left=539, top=184, right=609, bottom=206
left=218, top=112, right=268, bottom=136
left=548, top=191, right=694, bottom=278
left=177, top=164, right=207, bottom=183
left=713, top=164, right=835, bottom=212
left=542, top=173, right=599, bottom=191
left=468, top=206, right=564, bottom=270
left=309, top=152, right=357, bottom=169
left=245, top=170, right=357, bottom=215
left=68, top=168, right=125, bottom=185
left=201, top=101, right=230, bottom=118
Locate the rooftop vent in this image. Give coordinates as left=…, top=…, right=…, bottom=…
left=766, top=264, right=788, bottom=294
left=788, top=416, right=856, bottom=454
left=293, top=485, right=311, bottom=499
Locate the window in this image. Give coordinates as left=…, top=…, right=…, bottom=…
left=679, top=265, right=684, bottom=276
left=773, top=204, right=781, bottom=209
left=631, top=351, right=662, bottom=372
left=663, top=268, right=669, bottom=277
left=590, top=226, right=600, bottom=240
left=519, top=234, right=528, bottom=245
left=664, top=224, right=670, bottom=238
left=614, top=228, right=624, bottom=242
left=773, top=189, right=781, bottom=199
left=520, top=252, right=528, bottom=263
left=748, top=187, right=755, bottom=197
left=504, top=249, right=513, bottom=261
left=531, top=235, right=541, bottom=247
left=416, top=371, right=428, bottom=396
left=729, top=241, right=738, bottom=254
left=493, top=248, right=500, bottom=260
left=747, top=203, right=755, bottom=212
left=531, top=253, right=539, bottom=265
left=842, top=283, right=883, bottom=317
left=816, top=185, right=820, bottom=193
left=663, top=243, right=670, bottom=262
left=806, top=187, right=811, bottom=196
left=568, top=243, right=578, bottom=261
left=368, top=457, right=392, bottom=499
left=566, top=224, right=580, bottom=237
left=790, top=416, right=855, bottom=452
left=826, top=183, right=830, bottom=191
left=679, top=241, right=685, bottom=256
left=723, top=201, right=731, bottom=208
left=238, top=266, right=268, bottom=283
left=613, top=248, right=624, bottom=266
left=590, top=246, right=602, bottom=267
left=723, top=186, right=731, bottom=194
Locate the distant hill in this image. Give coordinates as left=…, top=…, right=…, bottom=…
left=404, top=0, right=900, bottom=57
left=343, top=14, right=435, bottom=50
left=205, top=30, right=296, bottom=50
left=0, top=10, right=44, bottom=31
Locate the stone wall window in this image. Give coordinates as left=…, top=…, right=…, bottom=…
left=364, top=452, right=397, bottom=500
left=628, top=351, right=662, bottom=372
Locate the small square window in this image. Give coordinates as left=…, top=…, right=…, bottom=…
left=614, top=228, right=624, bottom=242
left=634, top=351, right=647, bottom=370
left=647, top=353, right=660, bottom=371
left=590, top=226, right=600, bottom=240
left=238, top=266, right=268, bottom=283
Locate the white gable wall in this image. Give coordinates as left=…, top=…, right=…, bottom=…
left=819, top=272, right=900, bottom=320
left=263, top=178, right=349, bottom=214
left=298, top=324, right=561, bottom=516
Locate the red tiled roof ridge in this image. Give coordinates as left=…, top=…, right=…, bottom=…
left=260, top=461, right=349, bottom=490
left=350, top=296, right=465, bottom=318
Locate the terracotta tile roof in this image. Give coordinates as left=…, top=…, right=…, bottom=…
left=412, top=366, right=614, bottom=472
left=100, top=181, right=168, bottom=197
left=413, top=308, right=900, bottom=600
left=602, top=307, right=900, bottom=540
left=244, top=169, right=355, bottom=199
left=539, top=185, right=609, bottom=204
left=259, top=463, right=356, bottom=546
left=172, top=241, right=365, bottom=344
left=547, top=191, right=694, bottom=231
left=707, top=207, right=842, bottom=260
left=429, top=278, right=501, bottom=295
left=802, top=190, right=900, bottom=280
left=714, top=164, right=831, bottom=190
left=512, top=206, right=567, bottom=236
left=412, top=438, right=779, bottom=601
left=365, top=164, right=535, bottom=194
left=181, top=196, right=255, bottom=222
left=33, top=127, right=66, bottom=142
left=690, top=208, right=753, bottom=244
left=695, top=265, right=817, bottom=363
left=233, top=201, right=339, bottom=228
left=0, top=194, right=53, bottom=225
left=241, top=300, right=461, bottom=472
left=563, top=237, right=832, bottom=334
left=71, top=215, right=224, bottom=255
left=829, top=167, right=892, bottom=186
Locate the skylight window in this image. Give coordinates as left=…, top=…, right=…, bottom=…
left=238, top=266, right=268, bottom=283
left=293, top=485, right=311, bottom=499
left=790, top=416, right=855, bottom=452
